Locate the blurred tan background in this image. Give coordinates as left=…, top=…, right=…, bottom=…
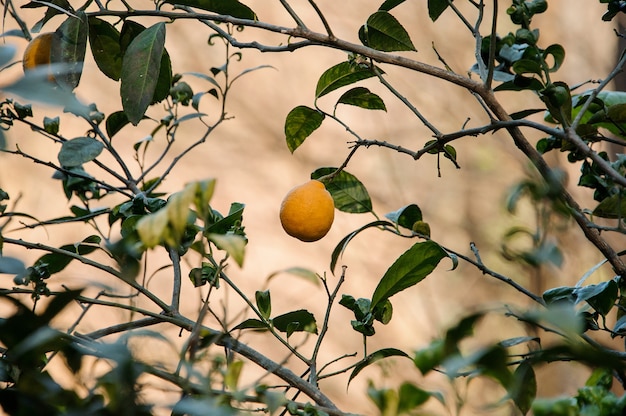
left=0, top=0, right=623, bottom=414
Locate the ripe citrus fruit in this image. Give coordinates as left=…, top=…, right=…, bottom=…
left=22, top=33, right=56, bottom=80
left=279, top=180, right=335, bottom=242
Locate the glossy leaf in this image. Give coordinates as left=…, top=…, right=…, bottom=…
left=232, top=318, right=269, bottom=331
left=58, top=137, right=104, bottom=167
left=379, top=0, right=406, bottom=11
left=205, top=202, right=244, bottom=234
left=330, top=220, right=392, bottom=273
left=336, top=87, right=387, bottom=111
left=106, top=111, right=130, bottom=138
left=284, top=106, right=324, bottom=153
left=349, top=348, right=409, bottom=384
left=161, top=0, right=256, bottom=19
left=574, top=279, right=618, bottom=316
left=385, top=204, right=423, bottom=230
left=370, top=240, right=448, bottom=310
left=311, top=167, right=373, bottom=213
left=272, top=310, right=317, bottom=337
left=315, top=61, right=378, bottom=98
left=120, top=22, right=166, bottom=125
left=50, top=12, right=88, bottom=90
left=255, top=290, right=271, bottom=320
left=543, top=44, right=565, bottom=73
left=358, top=11, right=416, bottom=52
left=428, top=0, right=452, bottom=21
left=88, top=17, right=122, bottom=81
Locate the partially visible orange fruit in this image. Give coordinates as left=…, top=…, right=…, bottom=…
left=23, top=32, right=56, bottom=81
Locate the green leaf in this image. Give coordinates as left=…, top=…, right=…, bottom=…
left=379, top=0, right=406, bottom=11
left=43, top=116, right=60, bottom=135
left=88, top=17, right=123, bottom=81
left=232, top=318, right=269, bottom=331
left=370, top=240, right=448, bottom=310
left=593, top=193, right=626, bottom=219
left=336, top=87, right=387, bottom=111
left=385, top=204, right=423, bottom=230
left=542, top=286, right=576, bottom=305
left=50, top=11, right=88, bottom=90
left=120, top=22, right=166, bottom=125
left=349, top=348, right=409, bottom=385
left=106, top=111, right=130, bottom=138
left=428, top=0, right=452, bottom=21
left=266, top=267, right=320, bottom=286
left=315, top=61, right=379, bottom=98
left=255, top=290, right=271, bottom=320
left=358, top=11, right=416, bottom=52
left=272, top=310, right=317, bottom=337
left=330, top=220, right=393, bottom=273
left=208, top=233, right=246, bottom=267
left=284, top=106, right=324, bottom=153
left=543, top=44, right=565, bottom=73
left=36, top=237, right=101, bottom=275
left=397, top=382, right=432, bottom=412
left=508, top=361, right=536, bottom=415
left=152, top=49, right=172, bottom=104
left=58, top=137, right=104, bottom=167
left=206, top=202, right=244, bottom=234
left=413, top=339, right=445, bottom=374
left=161, top=0, right=256, bottom=19
left=574, top=279, right=618, bottom=316
left=311, top=167, right=373, bottom=213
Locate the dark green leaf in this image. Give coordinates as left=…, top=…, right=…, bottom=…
left=542, top=286, right=576, bottom=305
left=330, top=220, right=393, bottom=273
left=358, top=11, right=416, bottom=52
left=255, top=290, right=271, bottom=321
left=499, top=336, right=540, bottom=348
left=58, top=137, right=104, bottom=167
left=428, top=0, right=452, bottom=21
left=379, top=0, right=406, bottom=11
left=336, top=87, right=387, bottom=111
left=509, top=109, right=545, bottom=120
left=543, top=44, right=565, bottom=73
left=509, top=361, right=536, bottom=415
left=232, top=318, right=269, bottom=331
left=494, top=75, right=544, bottom=92
left=315, top=61, right=378, bottom=98
left=385, top=204, right=423, bottom=230
left=88, top=17, right=122, bottom=81
left=512, top=59, right=543, bottom=76
left=151, top=49, right=172, bottom=104
left=161, top=0, right=256, bottom=19
left=272, top=310, right=317, bottom=337
left=311, top=167, right=373, bottom=213
left=370, top=240, right=448, bottom=310
left=28, top=0, right=72, bottom=34
left=593, top=193, right=626, bottom=219
left=106, top=111, right=130, bottom=138
left=284, top=106, right=324, bottom=153
left=50, top=11, right=88, bottom=90
left=349, top=348, right=409, bottom=384
left=574, top=279, right=618, bottom=316
left=36, top=239, right=100, bottom=275
left=120, top=22, right=166, bottom=125
left=206, top=202, right=245, bottom=234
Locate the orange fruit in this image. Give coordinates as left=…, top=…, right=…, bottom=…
left=22, top=33, right=56, bottom=81
left=279, top=180, right=335, bottom=242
